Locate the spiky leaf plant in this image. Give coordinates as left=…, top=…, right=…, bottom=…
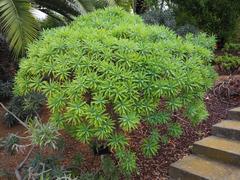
left=14, top=7, right=216, bottom=174
left=0, top=133, right=19, bottom=154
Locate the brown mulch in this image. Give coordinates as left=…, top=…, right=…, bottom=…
left=0, top=75, right=240, bottom=179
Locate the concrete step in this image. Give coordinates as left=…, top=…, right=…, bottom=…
left=169, top=155, right=240, bottom=180
left=212, top=120, right=240, bottom=140
left=228, top=107, right=240, bottom=120
left=193, top=136, right=240, bottom=166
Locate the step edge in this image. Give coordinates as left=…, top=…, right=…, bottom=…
left=212, top=124, right=240, bottom=131
left=193, top=143, right=240, bottom=156
left=193, top=136, right=240, bottom=155
left=213, top=120, right=240, bottom=125
left=194, top=136, right=240, bottom=145
left=170, top=155, right=239, bottom=180
left=193, top=142, right=240, bottom=167
left=229, top=107, right=240, bottom=112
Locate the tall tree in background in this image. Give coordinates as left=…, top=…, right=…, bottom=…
left=143, top=0, right=240, bottom=44
left=172, top=0, right=240, bottom=43
left=134, top=0, right=147, bottom=14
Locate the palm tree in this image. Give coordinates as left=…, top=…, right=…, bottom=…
left=0, top=0, right=133, bottom=58
left=0, top=0, right=39, bottom=58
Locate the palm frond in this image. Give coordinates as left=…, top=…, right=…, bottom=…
left=0, top=0, right=39, bottom=58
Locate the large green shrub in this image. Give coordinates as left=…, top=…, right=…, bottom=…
left=14, top=7, right=216, bottom=174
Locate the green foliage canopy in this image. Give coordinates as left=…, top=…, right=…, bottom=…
left=14, top=7, right=216, bottom=173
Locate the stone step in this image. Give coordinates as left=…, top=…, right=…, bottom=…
left=228, top=107, right=240, bottom=120
left=212, top=120, right=240, bottom=140
left=169, top=155, right=240, bottom=180
left=193, top=136, right=240, bottom=166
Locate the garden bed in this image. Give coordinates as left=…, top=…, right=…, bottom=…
left=1, top=75, right=240, bottom=179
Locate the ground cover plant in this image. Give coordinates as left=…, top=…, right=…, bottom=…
left=223, top=42, right=240, bottom=52
left=14, top=7, right=216, bottom=175
left=214, top=54, right=240, bottom=74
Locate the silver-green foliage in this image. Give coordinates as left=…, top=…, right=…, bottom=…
left=14, top=7, right=216, bottom=173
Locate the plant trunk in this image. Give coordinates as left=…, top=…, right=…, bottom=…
left=134, top=0, right=148, bottom=14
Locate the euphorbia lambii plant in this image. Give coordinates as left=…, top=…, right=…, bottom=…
left=14, top=7, right=216, bottom=174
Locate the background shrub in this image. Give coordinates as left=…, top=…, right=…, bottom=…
left=14, top=7, right=216, bottom=174
left=142, top=9, right=199, bottom=36
left=142, top=9, right=176, bottom=29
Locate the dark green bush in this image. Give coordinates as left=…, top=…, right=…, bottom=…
left=4, top=96, right=26, bottom=127
left=0, top=80, right=13, bottom=100
left=4, top=93, right=45, bottom=127
left=14, top=7, right=216, bottom=174
left=214, top=54, right=240, bottom=73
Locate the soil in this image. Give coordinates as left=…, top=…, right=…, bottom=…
left=0, top=75, right=240, bottom=179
